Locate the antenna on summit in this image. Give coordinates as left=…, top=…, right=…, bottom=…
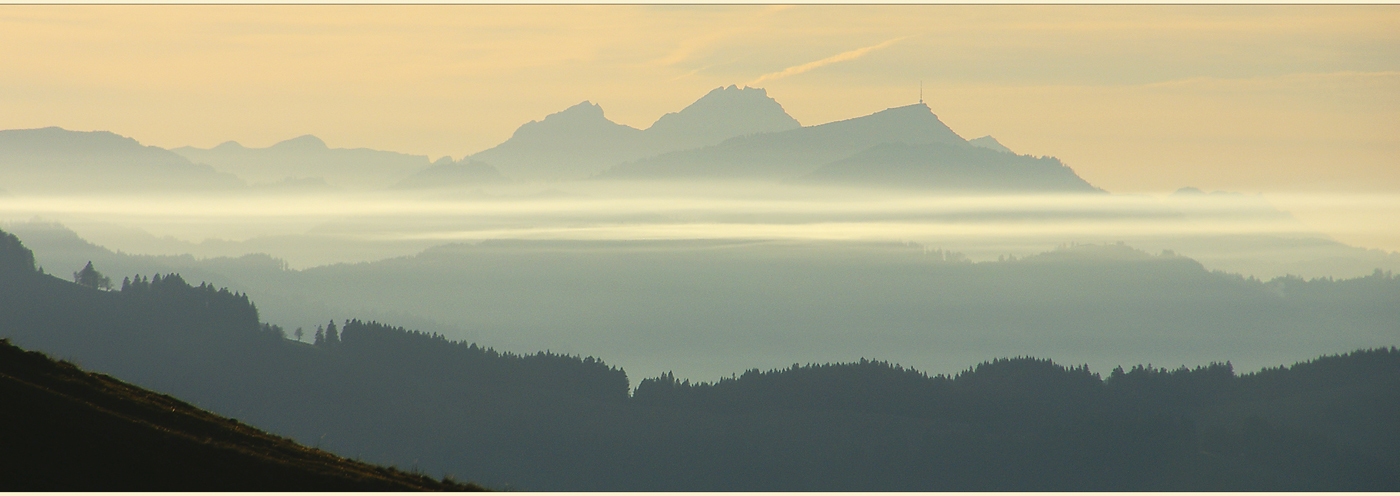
left=919, top=80, right=923, bottom=104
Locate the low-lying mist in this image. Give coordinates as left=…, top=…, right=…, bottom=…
left=3, top=181, right=1394, bottom=276
left=4, top=181, right=1397, bottom=383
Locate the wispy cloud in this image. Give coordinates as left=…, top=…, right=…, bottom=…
left=748, top=36, right=910, bottom=86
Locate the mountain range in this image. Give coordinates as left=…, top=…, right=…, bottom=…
left=470, top=85, right=801, bottom=182
left=599, top=102, right=1099, bottom=192
left=4, top=86, right=1099, bottom=193
left=172, top=134, right=435, bottom=190
left=477, top=89, right=1098, bottom=192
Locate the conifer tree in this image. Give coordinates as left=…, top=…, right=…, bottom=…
left=72, top=261, right=111, bottom=290
left=326, top=320, right=339, bottom=346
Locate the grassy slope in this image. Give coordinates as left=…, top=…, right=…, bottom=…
left=0, top=338, right=485, bottom=491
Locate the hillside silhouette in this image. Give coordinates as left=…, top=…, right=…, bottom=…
left=968, top=135, right=1014, bottom=153
left=172, top=134, right=435, bottom=190
left=601, top=102, right=967, bottom=180
left=471, top=85, right=801, bottom=181
left=0, top=338, right=483, bottom=491
left=0, top=127, right=243, bottom=194
left=7, top=90, right=1093, bottom=192
left=2, top=227, right=1397, bottom=490
left=799, top=141, right=1102, bottom=192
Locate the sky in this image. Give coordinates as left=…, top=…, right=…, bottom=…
left=1, top=5, right=1397, bottom=197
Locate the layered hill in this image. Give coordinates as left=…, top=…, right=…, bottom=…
left=0, top=127, right=243, bottom=194
left=172, top=134, right=436, bottom=190
left=4, top=228, right=1397, bottom=490
left=470, top=85, right=800, bottom=181
left=0, top=338, right=481, bottom=491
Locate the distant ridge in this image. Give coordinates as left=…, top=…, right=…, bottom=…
left=390, top=157, right=509, bottom=189
left=0, top=127, right=243, bottom=194
left=646, top=85, right=801, bottom=151
left=470, top=85, right=801, bottom=182
left=969, top=135, right=1014, bottom=154
left=800, top=142, right=1103, bottom=193
left=469, top=101, right=644, bottom=182
left=599, top=102, right=971, bottom=180
left=173, top=135, right=432, bottom=190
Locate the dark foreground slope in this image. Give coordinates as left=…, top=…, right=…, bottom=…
left=0, top=338, right=482, bottom=491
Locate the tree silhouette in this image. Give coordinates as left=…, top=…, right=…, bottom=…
left=72, top=261, right=111, bottom=290
left=325, top=320, right=339, bottom=347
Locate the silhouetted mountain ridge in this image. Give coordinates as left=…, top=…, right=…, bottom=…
left=646, top=85, right=801, bottom=151
left=799, top=141, right=1103, bottom=192
left=0, top=127, right=243, bottom=193
left=172, top=134, right=433, bottom=190
left=600, top=103, right=988, bottom=181
left=470, top=86, right=802, bottom=181
left=968, top=135, right=1013, bottom=154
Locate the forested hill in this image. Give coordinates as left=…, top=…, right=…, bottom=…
left=0, top=338, right=482, bottom=491
left=0, top=228, right=627, bottom=489
left=3, top=227, right=1398, bottom=490
left=336, top=320, right=629, bottom=401
left=632, top=351, right=1399, bottom=490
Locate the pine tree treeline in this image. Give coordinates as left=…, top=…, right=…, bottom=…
left=332, top=319, right=629, bottom=401
left=115, top=272, right=276, bottom=342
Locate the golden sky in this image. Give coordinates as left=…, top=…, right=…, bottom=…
left=2, top=5, right=1397, bottom=194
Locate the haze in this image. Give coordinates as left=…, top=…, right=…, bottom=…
left=1, top=4, right=1396, bottom=382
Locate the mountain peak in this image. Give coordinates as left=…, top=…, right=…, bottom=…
left=968, top=135, right=1014, bottom=154
left=536, top=101, right=613, bottom=124
left=269, top=135, right=328, bottom=151
left=801, top=101, right=966, bottom=147
left=645, top=85, right=800, bottom=148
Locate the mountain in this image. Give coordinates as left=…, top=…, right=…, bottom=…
left=390, top=157, right=509, bottom=189
left=172, top=135, right=433, bottom=190
left=0, top=127, right=243, bottom=194
left=798, top=142, right=1103, bottom=193
left=599, top=103, right=971, bottom=181
left=645, top=85, right=801, bottom=152
left=968, top=135, right=1013, bottom=154
left=469, top=86, right=801, bottom=182
left=468, top=101, right=645, bottom=182
left=0, top=338, right=481, bottom=491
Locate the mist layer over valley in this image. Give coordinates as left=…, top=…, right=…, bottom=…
left=3, top=86, right=1397, bottom=384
